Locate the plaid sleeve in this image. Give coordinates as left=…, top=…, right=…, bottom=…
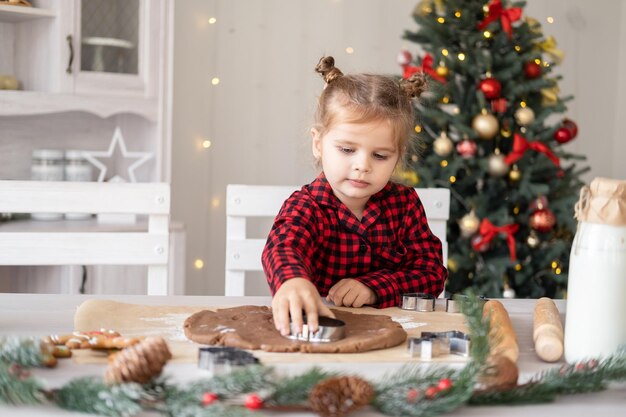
left=262, top=194, right=319, bottom=294
left=356, top=190, right=447, bottom=308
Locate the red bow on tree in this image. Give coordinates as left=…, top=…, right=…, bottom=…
left=504, top=133, right=560, bottom=167
left=402, top=53, right=446, bottom=83
left=477, top=0, right=522, bottom=39
left=472, top=218, right=520, bottom=261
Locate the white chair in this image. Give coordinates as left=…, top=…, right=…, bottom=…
left=0, top=180, right=170, bottom=295
left=225, top=184, right=450, bottom=296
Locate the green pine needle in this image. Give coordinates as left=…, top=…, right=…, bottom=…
left=55, top=377, right=144, bottom=417
left=0, top=337, right=45, bottom=367
left=0, top=361, right=45, bottom=406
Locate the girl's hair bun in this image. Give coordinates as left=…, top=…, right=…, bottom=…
left=315, top=56, right=343, bottom=84
left=400, top=72, right=427, bottom=98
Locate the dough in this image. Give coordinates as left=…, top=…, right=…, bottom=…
left=183, top=305, right=407, bottom=353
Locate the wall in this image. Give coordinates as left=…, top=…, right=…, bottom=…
left=171, top=0, right=626, bottom=296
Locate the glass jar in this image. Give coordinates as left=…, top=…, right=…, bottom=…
left=64, top=150, right=94, bottom=220
left=31, top=149, right=64, bottom=221
left=564, top=178, right=626, bottom=362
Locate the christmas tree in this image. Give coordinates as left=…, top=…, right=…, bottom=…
left=396, top=0, right=589, bottom=298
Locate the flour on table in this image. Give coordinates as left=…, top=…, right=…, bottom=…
left=391, top=316, right=427, bottom=330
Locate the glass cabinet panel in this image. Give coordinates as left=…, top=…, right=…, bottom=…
left=80, top=0, right=139, bottom=74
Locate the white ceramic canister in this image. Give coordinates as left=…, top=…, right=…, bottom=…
left=64, top=150, right=93, bottom=220
left=564, top=177, right=626, bottom=362
left=30, top=149, right=64, bottom=220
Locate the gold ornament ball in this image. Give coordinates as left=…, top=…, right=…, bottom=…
left=508, top=165, right=522, bottom=181
left=472, top=112, right=499, bottom=140
left=433, top=132, right=454, bottom=157
left=459, top=210, right=480, bottom=237
left=514, top=107, right=535, bottom=126
left=435, top=65, right=449, bottom=78
left=488, top=153, right=510, bottom=177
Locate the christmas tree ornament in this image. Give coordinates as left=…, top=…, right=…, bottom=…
left=471, top=234, right=490, bottom=253
left=472, top=110, right=499, bottom=140
left=553, top=127, right=573, bottom=144
left=459, top=210, right=480, bottom=237
left=500, top=123, right=512, bottom=138
left=396, top=50, right=412, bottom=66
left=244, top=393, right=264, bottom=410
left=456, top=139, right=477, bottom=159
left=505, top=134, right=561, bottom=168
left=478, top=77, right=502, bottom=99
left=104, top=337, right=172, bottom=384
left=529, top=195, right=549, bottom=211
left=502, top=285, right=516, bottom=299
left=527, top=230, right=540, bottom=248
left=433, top=131, right=454, bottom=157
left=488, top=152, right=510, bottom=177
left=514, top=106, right=535, bottom=126
left=529, top=208, right=556, bottom=233
left=491, top=97, right=508, bottom=113
left=562, top=118, right=578, bottom=138
left=472, top=218, right=520, bottom=261
left=309, top=375, right=374, bottom=417
left=477, top=0, right=523, bottom=39
left=524, top=61, right=542, bottom=78
left=508, top=165, right=521, bottom=181
left=535, top=35, right=565, bottom=64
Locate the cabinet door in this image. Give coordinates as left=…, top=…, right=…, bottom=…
left=68, top=0, right=162, bottom=98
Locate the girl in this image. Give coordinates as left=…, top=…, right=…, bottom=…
left=262, top=56, right=447, bottom=336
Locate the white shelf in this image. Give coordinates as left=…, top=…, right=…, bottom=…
left=0, top=90, right=158, bottom=122
left=0, top=4, right=56, bottom=22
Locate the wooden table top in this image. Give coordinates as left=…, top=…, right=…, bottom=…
left=0, top=293, right=624, bottom=416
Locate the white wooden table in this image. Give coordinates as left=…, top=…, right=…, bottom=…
left=0, top=294, right=624, bottom=416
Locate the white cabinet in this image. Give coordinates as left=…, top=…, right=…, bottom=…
left=0, top=0, right=180, bottom=294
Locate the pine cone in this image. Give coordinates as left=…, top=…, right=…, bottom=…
left=309, top=375, right=374, bottom=417
left=104, top=337, right=172, bottom=384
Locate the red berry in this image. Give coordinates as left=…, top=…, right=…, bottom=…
left=425, top=386, right=439, bottom=399
left=407, top=388, right=420, bottom=402
left=201, top=392, right=218, bottom=406
left=244, top=393, right=264, bottom=410
left=437, top=378, right=453, bottom=391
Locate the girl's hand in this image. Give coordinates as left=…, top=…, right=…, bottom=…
left=326, top=279, right=377, bottom=307
left=271, top=277, right=335, bottom=336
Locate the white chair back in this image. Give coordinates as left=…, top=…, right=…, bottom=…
left=0, top=180, right=170, bottom=295
left=225, top=184, right=449, bottom=296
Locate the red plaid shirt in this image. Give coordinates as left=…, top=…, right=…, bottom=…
left=262, top=174, right=447, bottom=308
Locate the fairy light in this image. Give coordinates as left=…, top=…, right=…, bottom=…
left=514, top=45, right=521, bottom=52
left=534, top=58, right=541, bottom=65
left=414, top=125, right=422, bottom=133
left=513, top=206, right=520, bottom=214
left=194, top=259, right=204, bottom=269
left=208, top=17, right=217, bottom=24
left=457, top=53, right=466, bottom=61
left=546, top=16, right=554, bottom=24
left=211, top=197, right=220, bottom=208
left=211, top=77, right=220, bottom=85
left=411, top=154, right=419, bottom=162
left=543, top=61, right=550, bottom=67
left=437, top=17, right=445, bottom=24
left=551, top=260, right=559, bottom=269
left=441, top=49, right=449, bottom=57
left=454, top=10, right=462, bottom=18
left=449, top=175, right=456, bottom=183
left=555, top=267, right=562, bottom=274
left=345, top=46, right=354, bottom=54
left=441, top=160, right=448, bottom=167
left=483, top=30, right=492, bottom=38
left=520, top=101, right=527, bottom=108
left=514, top=263, right=522, bottom=271
left=441, top=95, right=450, bottom=104
left=202, top=139, right=212, bottom=149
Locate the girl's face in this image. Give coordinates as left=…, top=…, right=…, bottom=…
left=311, top=117, right=399, bottom=218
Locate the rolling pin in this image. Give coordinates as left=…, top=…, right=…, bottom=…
left=533, top=297, right=564, bottom=362
left=483, top=300, right=519, bottom=363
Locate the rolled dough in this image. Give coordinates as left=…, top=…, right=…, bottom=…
left=183, top=305, right=407, bottom=353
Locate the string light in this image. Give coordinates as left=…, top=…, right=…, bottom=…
left=551, top=260, right=559, bottom=269
left=441, top=160, right=448, bottom=167
left=211, top=197, right=220, bottom=208
left=194, top=259, right=204, bottom=269
left=483, top=30, right=492, bottom=38
left=534, top=58, right=541, bottom=65
left=345, top=47, right=354, bottom=54
left=441, top=49, right=449, bottom=57
left=211, top=77, right=220, bottom=85
left=208, top=17, right=217, bottom=24
left=520, top=101, right=527, bottom=107
left=441, top=95, right=450, bottom=104
left=457, top=53, right=466, bottom=61
left=414, top=125, right=422, bottom=133
left=546, top=16, right=554, bottom=24
left=202, top=139, right=212, bottom=149
left=454, top=10, right=462, bottom=18
left=449, top=175, right=456, bottom=183
left=514, top=263, right=522, bottom=271
left=411, top=154, right=419, bottom=162
left=513, top=206, right=520, bottom=214
left=514, top=45, right=521, bottom=52
left=437, top=17, right=445, bottom=24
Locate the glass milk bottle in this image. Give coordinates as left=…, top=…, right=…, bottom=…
left=564, top=177, right=626, bottom=362
left=64, top=150, right=93, bottom=220
left=30, top=149, right=64, bottom=220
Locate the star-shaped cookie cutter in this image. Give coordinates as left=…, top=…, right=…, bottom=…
left=408, top=330, right=471, bottom=359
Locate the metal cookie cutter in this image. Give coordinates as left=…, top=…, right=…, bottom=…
left=422, top=330, right=471, bottom=357
left=408, top=330, right=471, bottom=359
left=445, top=295, right=489, bottom=313
left=286, top=315, right=346, bottom=343
left=401, top=292, right=436, bottom=312
left=198, top=346, right=259, bottom=374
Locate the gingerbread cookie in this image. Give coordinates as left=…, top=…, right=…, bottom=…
left=183, top=306, right=406, bottom=353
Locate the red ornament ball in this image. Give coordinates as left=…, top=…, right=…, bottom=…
left=524, top=61, right=542, bottom=79
left=478, top=77, right=502, bottom=99
left=397, top=50, right=413, bottom=66
left=437, top=378, right=453, bottom=391
left=456, top=139, right=477, bottom=159
left=201, top=392, right=219, bottom=406
left=529, top=195, right=549, bottom=212
left=529, top=209, right=556, bottom=233
left=553, top=127, right=573, bottom=144
left=244, top=393, right=264, bottom=410
left=562, top=118, right=578, bottom=138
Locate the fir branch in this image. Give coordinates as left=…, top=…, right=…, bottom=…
left=0, top=361, right=45, bottom=406
left=0, top=337, right=45, bottom=367
left=267, top=366, right=337, bottom=406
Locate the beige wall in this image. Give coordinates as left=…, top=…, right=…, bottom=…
left=172, top=0, right=626, bottom=295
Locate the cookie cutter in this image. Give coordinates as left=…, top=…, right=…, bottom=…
left=286, top=315, right=346, bottom=343
left=401, top=292, right=436, bottom=312
left=408, top=330, right=471, bottom=359
left=198, top=346, right=259, bottom=374
left=445, top=295, right=489, bottom=313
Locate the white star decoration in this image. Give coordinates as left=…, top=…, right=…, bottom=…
left=83, top=127, right=153, bottom=182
